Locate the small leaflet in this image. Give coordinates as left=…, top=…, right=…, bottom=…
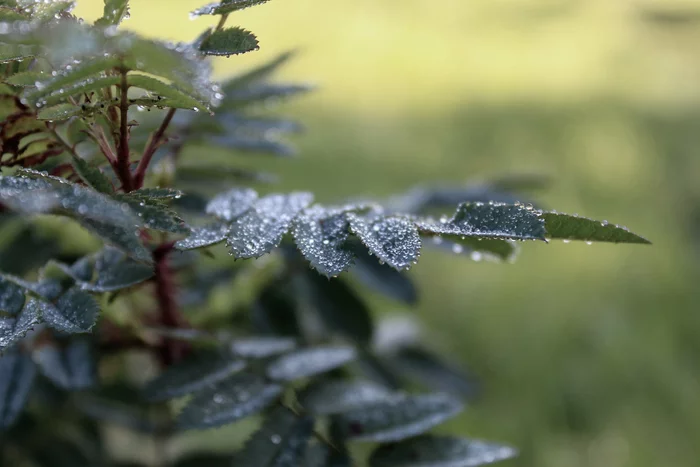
left=42, top=288, right=99, bottom=334
left=175, top=223, right=229, bottom=251
left=0, top=351, right=37, bottom=429
left=266, top=345, right=357, bottom=382
left=298, top=379, right=393, bottom=416
left=347, top=214, right=421, bottom=271
left=206, top=187, right=258, bottom=222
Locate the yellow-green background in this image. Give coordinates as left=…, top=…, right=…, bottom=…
left=76, top=1, right=700, bottom=466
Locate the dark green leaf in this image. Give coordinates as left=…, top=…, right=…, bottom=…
left=192, top=0, right=271, bottom=16
left=117, top=195, right=190, bottom=234
left=335, top=393, right=464, bottom=442
left=128, top=74, right=210, bottom=113
left=348, top=214, right=421, bottom=271
left=368, top=435, right=517, bottom=467
left=0, top=298, right=40, bottom=352
left=96, top=0, right=130, bottom=26
left=349, top=244, right=417, bottom=305
left=175, top=222, right=229, bottom=250
left=42, top=287, right=99, bottom=334
left=79, top=218, right=152, bottom=263
left=70, top=156, right=113, bottom=194
left=0, top=351, right=36, bottom=429
left=127, top=188, right=184, bottom=202
left=67, top=247, right=153, bottom=292
left=199, top=27, right=259, bottom=57
left=36, top=103, right=81, bottom=121
left=228, top=192, right=313, bottom=259
left=251, top=280, right=301, bottom=337
left=266, top=346, right=357, bottom=382
left=142, top=351, right=245, bottom=402
left=230, top=336, right=297, bottom=358
left=298, top=380, right=393, bottom=416
left=0, top=276, right=25, bottom=315
left=206, top=187, right=257, bottom=222
left=427, top=235, right=519, bottom=262
left=234, top=406, right=314, bottom=467
left=541, top=211, right=651, bottom=244
left=74, top=392, right=164, bottom=434
left=177, top=373, right=282, bottom=429
left=4, top=71, right=46, bottom=87
left=33, top=338, right=96, bottom=390
left=40, top=75, right=121, bottom=107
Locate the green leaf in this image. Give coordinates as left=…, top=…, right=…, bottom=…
left=349, top=244, right=417, bottom=305
left=32, top=338, right=96, bottom=390
left=0, top=351, right=36, bottom=429
left=79, top=218, right=152, bottom=264
left=199, top=27, right=259, bottom=57
left=266, top=346, right=357, bottom=382
left=177, top=373, right=282, bottom=429
left=41, top=287, right=99, bottom=334
left=40, top=75, right=121, bottom=107
left=222, top=83, right=313, bottom=110
left=368, top=435, right=518, bottom=467
left=390, top=347, right=477, bottom=398
left=221, top=50, right=293, bottom=94
left=117, top=195, right=190, bottom=234
left=128, top=74, right=210, bottom=113
left=142, top=351, right=245, bottom=402
left=428, top=236, right=519, bottom=262
left=60, top=247, right=153, bottom=292
left=228, top=192, right=313, bottom=259
left=335, top=393, right=464, bottom=442
left=233, top=406, right=314, bottom=467
left=348, top=214, right=421, bottom=271
left=206, top=187, right=258, bottom=222
left=192, top=0, right=271, bottom=16
left=96, top=0, right=130, bottom=26
left=297, top=270, right=374, bottom=344
left=292, top=205, right=357, bottom=277
left=0, top=276, right=25, bottom=315
left=175, top=223, right=229, bottom=251
left=70, top=156, right=113, bottom=194
left=230, top=336, right=297, bottom=358
left=4, top=71, right=46, bottom=87
left=251, top=280, right=301, bottom=337
left=541, top=211, right=651, bottom=244
left=0, top=299, right=41, bottom=352
left=0, top=43, right=38, bottom=64
left=127, top=188, right=184, bottom=202
left=298, top=380, right=393, bottom=416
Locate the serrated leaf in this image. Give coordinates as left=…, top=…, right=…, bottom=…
left=60, top=247, right=153, bottom=293
left=416, top=202, right=546, bottom=243
left=369, top=435, right=518, bottom=467
left=37, top=103, right=81, bottom=121
left=79, top=218, right=152, bottom=263
left=175, top=222, right=229, bottom=250
left=192, top=0, right=271, bottom=16
left=96, top=0, right=130, bottom=26
left=266, top=346, right=357, bottom=382
left=128, top=74, right=210, bottom=113
left=335, top=393, right=464, bottom=443
left=230, top=336, right=297, bottom=358
left=71, top=156, right=113, bottom=194
left=292, top=205, right=356, bottom=277
left=391, top=347, right=477, bottom=399
left=4, top=71, right=46, bottom=87
left=228, top=192, right=313, bottom=259
left=42, top=287, right=99, bottom=334
left=206, top=187, right=257, bottom=222
left=199, top=27, right=259, bottom=57
left=177, top=373, right=282, bottom=429
left=41, top=75, right=121, bottom=107
left=234, top=406, right=314, bottom=467
left=127, top=188, right=184, bottom=202
left=0, top=351, right=36, bottom=429
left=299, top=380, right=393, bottom=416
left=349, top=244, right=417, bottom=305
left=348, top=214, right=421, bottom=271
left=117, top=195, right=190, bottom=234
left=541, top=212, right=651, bottom=244
left=0, top=299, right=40, bottom=352
left=142, top=351, right=245, bottom=402
left=297, top=270, right=373, bottom=344
left=33, top=338, right=96, bottom=390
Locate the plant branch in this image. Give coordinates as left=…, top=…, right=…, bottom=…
left=116, top=70, right=134, bottom=192
left=133, top=107, right=176, bottom=189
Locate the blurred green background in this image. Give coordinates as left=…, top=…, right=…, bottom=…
left=76, top=1, right=700, bottom=466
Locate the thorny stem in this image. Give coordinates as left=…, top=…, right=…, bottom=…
left=116, top=70, right=134, bottom=192
left=134, top=107, right=177, bottom=189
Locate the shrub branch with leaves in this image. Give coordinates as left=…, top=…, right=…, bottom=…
left=0, top=1, right=650, bottom=466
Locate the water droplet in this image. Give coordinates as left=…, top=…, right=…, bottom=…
left=270, top=434, right=281, bottom=444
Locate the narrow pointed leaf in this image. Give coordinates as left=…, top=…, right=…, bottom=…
left=369, top=435, right=518, bottom=467
left=223, top=83, right=313, bottom=109
left=266, top=345, right=357, bottom=382
left=335, top=393, right=464, bottom=443
left=5, top=71, right=46, bottom=87
left=33, top=339, right=96, bottom=390
left=349, top=244, right=417, bottom=305
left=143, top=351, right=246, bottom=402
left=292, top=205, right=356, bottom=277
left=175, top=222, right=229, bottom=250
left=127, top=188, right=184, bottom=202
left=199, top=27, right=259, bottom=57
left=42, top=288, right=99, bottom=334
left=41, top=75, right=121, bottom=107
left=391, top=347, right=477, bottom=398
left=221, top=51, right=293, bottom=94
left=0, top=351, right=36, bottom=429
left=192, top=0, right=271, bottom=16
left=0, top=299, right=41, bottom=352
left=128, top=74, right=210, bottom=113
left=228, top=192, right=313, bottom=258
left=206, top=187, right=258, bottom=222
left=230, top=336, right=297, bottom=358
left=541, top=212, right=651, bottom=244
left=37, top=103, right=81, bottom=121
left=70, top=157, right=113, bottom=194
left=348, top=214, right=421, bottom=271
left=96, top=0, right=130, bottom=26
left=117, top=196, right=189, bottom=234
left=299, top=380, right=393, bottom=416
left=234, top=406, right=314, bottom=467
left=177, top=373, right=282, bottom=429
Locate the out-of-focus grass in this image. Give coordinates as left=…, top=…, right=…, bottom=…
left=75, top=1, right=700, bottom=466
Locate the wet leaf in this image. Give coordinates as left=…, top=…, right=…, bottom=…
left=230, top=336, right=297, bottom=358
left=4, top=71, right=46, bottom=87
left=0, top=351, right=36, bottom=429
left=79, top=218, right=152, bottom=264
left=335, top=393, right=464, bottom=442
left=117, top=195, right=190, bottom=234
left=177, top=373, right=282, bottom=429
left=67, top=247, right=153, bottom=292
left=541, top=212, right=651, bottom=244
left=0, top=276, right=25, bottom=315
left=348, top=214, right=421, bottom=271
left=349, top=244, right=417, bottom=305
left=228, top=192, right=313, bottom=259
left=234, top=405, right=314, bottom=467
left=192, top=0, right=271, bottom=16
left=142, top=351, right=246, bottom=402
left=199, top=27, right=259, bottom=57
left=37, top=103, right=81, bottom=121
left=33, top=338, right=96, bottom=390
left=40, top=75, right=121, bottom=107
left=96, top=0, right=130, bottom=26
left=206, top=187, right=258, bottom=222
left=298, top=379, right=393, bottom=416
left=128, top=74, right=210, bottom=113
left=369, top=435, right=518, bottom=467
left=175, top=222, right=229, bottom=250
left=266, top=345, right=357, bottom=382
left=0, top=299, right=41, bottom=352
left=70, top=156, right=113, bottom=194
left=42, top=287, right=99, bottom=334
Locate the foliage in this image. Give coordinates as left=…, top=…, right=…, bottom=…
left=0, top=1, right=650, bottom=466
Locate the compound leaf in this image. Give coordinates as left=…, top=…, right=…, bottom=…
left=266, top=345, right=357, bottom=382
left=42, top=287, right=99, bottom=334
left=199, top=27, right=259, bottom=57
left=541, top=212, right=651, bottom=244
left=298, top=379, right=393, bottom=416
left=0, top=351, right=36, bottom=429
